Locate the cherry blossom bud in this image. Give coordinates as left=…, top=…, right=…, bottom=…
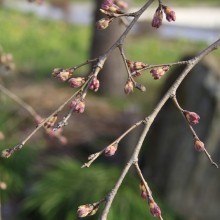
left=70, top=99, right=85, bottom=113
left=44, top=115, right=58, bottom=128
left=150, top=66, right=169, bottom=80
left=104, top=143, right=118, bottom=156
left=126, top=60, right=147, bottom=73
left=194, top=139, right=205, bottom=152
left=152, top=7, right=163, bottom=28
left=162, top=6, right=176, bottom=22
left=69, top=77, right=85, bottom=88
left=148, top=197, right=161, bottom=217
left=184, top=111, right=200, bottom=125
left=124, top=79, right=134, bottom=95
left=52, top=68, right=63, bottom=77
left=96, top=17, right=113, bottom=30
left=56, top=70, right=73, bottom=82
left=0, top=181, right=7, bottom=190
left=135, top=83, right=146, bottom=92
left=77, top=204, right=99, bottom=218
left=89, top=78, right=100, bottom=92
left=139, top=182, right=147, bottom=200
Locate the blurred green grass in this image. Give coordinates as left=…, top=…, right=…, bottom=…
left=0, top=9, right=90, bottom=79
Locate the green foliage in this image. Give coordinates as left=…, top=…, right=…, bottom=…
left=0, top=146, right=39, bottom=201
left=21, top=158, right=176, bottom=220
left=0, top=9, right=90, bottom=79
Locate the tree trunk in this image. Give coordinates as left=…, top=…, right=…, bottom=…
left=90, top=0, right=128, bottom=97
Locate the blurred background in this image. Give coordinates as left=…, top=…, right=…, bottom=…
left=0, top=0, right=220, bottom=219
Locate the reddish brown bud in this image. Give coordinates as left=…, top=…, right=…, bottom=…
left=126, top=60, right=147, bottom=74
left=104, top=143, right=118, bottom=156
left=70, top=99, right=85, bottom=113
left=69, top=77, right=85, bottom=88
left=194, top=139, right=205, bottom=152
left=184, top=111, right=200, bottom=125
left=52, top=68, right=73, bottom=81
left=150, top=66, right=169, bottom=80
left=163, top=6, right=176, bottom=22
left=152, top=7, right=163, bottom=28
left=148, top=197, right=161, bottom=217
left=77, top=204, right=99, bottom=218
left=89, top=78, right=100, bottom=92
left=96, top=17, right=114, bottom=30
left=139, top=182, right=147, bottom=200
left=124, top=79, right=134, bottom=95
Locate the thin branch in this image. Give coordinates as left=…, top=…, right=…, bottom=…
left=99, top=38, right=220, bottom=219
left=0, top=83, right=38, bottom=118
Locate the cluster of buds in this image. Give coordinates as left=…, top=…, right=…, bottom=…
left=183, top=111, right=200, bottom=125
left=69, top=77, right=86, bottom=88
left=126, top=60, right=148, bottom=77
left=104, top=143, right=118, bottom=156
left=150, top=65, right=170, bottom=80
left=77, top=203, right=99, bottom=218
left=52, top=68, right=73, bottom=82
left=96, top=0, right=128, bottom=30
left=139, top=181, right=147, bottom=200
left=124, top=78, right=134, bottom=95
left=147, top=196, right=162, bottom=218
left=194, top=138, right=205, bottom=152
left=89, top=77, right=100, bottom=92
left=152, top=5, right=176, bottom=28
left=70, top=99, right=85, bottom=113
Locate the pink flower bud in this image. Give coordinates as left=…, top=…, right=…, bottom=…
left=96, top=17, right=114, bottom=30
left=69, top=77, right=85, bottom=88
left=70, top=99, right=85, bottom=113
left=152, top=7, right=163, bottom=28
left=148, top=197, right=161, bottom=217
left=124, top=79, right=134, bottom=95
left=77, top=204, right=98, bottom=218
left=139, top=182, right=147, bottom=200
left=184, top=111, right=200, bottom=125
left=89, top=78, right=100, bottom=92
left=150, top=66, right=169, bottom=80
left=162, top=6, right=176, bottom=22
left=52, top=68, right=63, bottom=77
left=101, top=0, right=113, bottom=11
left=104, top=144, right=118, bottom=156
left=194, top=139, right=205, bottom=152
